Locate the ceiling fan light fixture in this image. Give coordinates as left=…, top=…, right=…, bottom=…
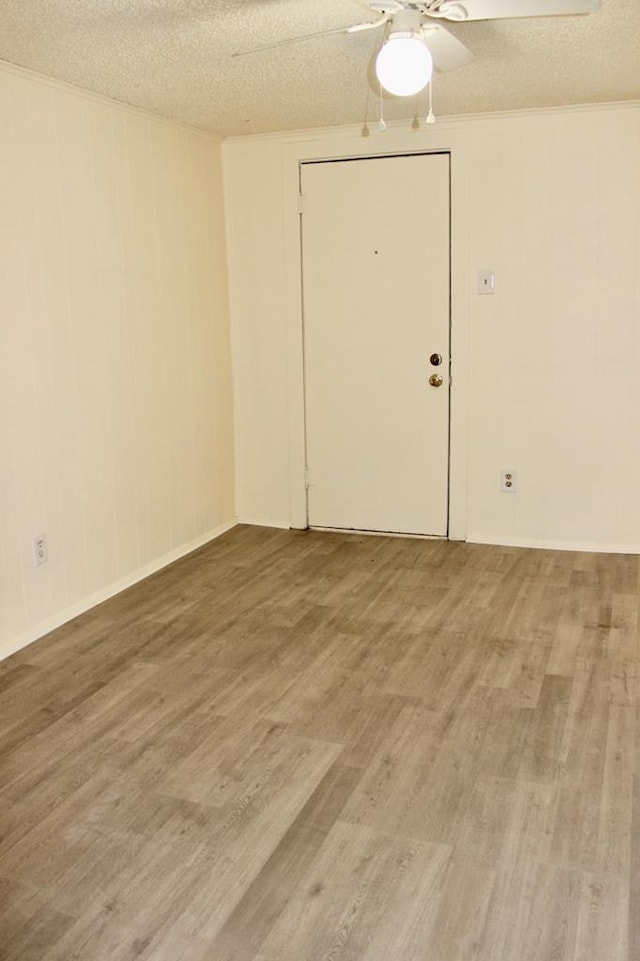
left=375, top=34, right=433, bottom=97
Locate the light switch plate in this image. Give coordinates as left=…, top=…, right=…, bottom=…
left=477, top=270, right=495, bottom=295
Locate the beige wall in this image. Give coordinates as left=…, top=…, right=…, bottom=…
left=465, top=107, right=640, bottom=550
left=223, top=103, right=640, bottom=551
left=0, top=63, right=235, bottom=659
left=224, top=140, right=290, bottom=527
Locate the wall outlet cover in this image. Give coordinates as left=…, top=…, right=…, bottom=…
left=33, top=533, right=49, bottom=566
left=477, top=270, right=496, bottom=295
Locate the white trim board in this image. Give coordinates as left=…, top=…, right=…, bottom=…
left=467, top=533, right=640, bottom=555
left=0, top=58, right=220, bottom=140
left=237, top=518, right=291, bottom=529
left=223, top=99, right=640, bottom=146
left=1, top=519, right=238, bottom=663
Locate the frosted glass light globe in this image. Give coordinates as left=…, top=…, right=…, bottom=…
left=375, top=36, right=433, bottom=97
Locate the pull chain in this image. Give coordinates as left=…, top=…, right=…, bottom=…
left=378, top=82, right=387, bottom=132
left=426, top=76, right=435, bottom=125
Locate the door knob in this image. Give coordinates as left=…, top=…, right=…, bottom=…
left=429, top=374, right=443, bottom=388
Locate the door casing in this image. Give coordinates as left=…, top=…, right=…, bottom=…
left=300, top=152, right=452, bottom=536
left=279, top=133, right=471, bottom=541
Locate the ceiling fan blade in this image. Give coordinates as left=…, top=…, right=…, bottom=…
left=232, top=16, right=386, bottom=58
left=422, top=24, right=474, bottom=72
left=439, top=0, right=600, bottom=21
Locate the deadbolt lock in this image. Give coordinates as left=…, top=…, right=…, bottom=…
left=430, top=353, right=443, bottom=366
left=429, top=374, right=443, bottom=388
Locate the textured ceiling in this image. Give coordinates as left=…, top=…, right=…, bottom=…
left=0, top=0, right=638, bottom=136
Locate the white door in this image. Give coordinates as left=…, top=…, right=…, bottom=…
left=301, top=153, right=450, bottom=536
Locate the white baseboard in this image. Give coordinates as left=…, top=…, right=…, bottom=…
left=0, top=518, right=238, bottom=663
left=466, top=532, right=640, bottom=555
left=237, top=517, right=291, bottom=530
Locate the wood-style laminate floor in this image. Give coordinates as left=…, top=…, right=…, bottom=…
left=0, top=524, right=636, bottom=960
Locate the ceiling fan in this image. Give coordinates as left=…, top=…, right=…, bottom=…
left=233, top=0, right=601, bottom=98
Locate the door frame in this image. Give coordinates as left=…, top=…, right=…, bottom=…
left=300, top=151, right=452, bottom=537
left=281, top=128, right=471, bottom=540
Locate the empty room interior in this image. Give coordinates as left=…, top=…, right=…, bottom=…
left=1, top=0, right=640, bottom=958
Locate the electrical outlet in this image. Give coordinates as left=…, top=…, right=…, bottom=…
left=33, top=533, right=48, bottom=566
left=500, top=470, right=517, bottom=493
